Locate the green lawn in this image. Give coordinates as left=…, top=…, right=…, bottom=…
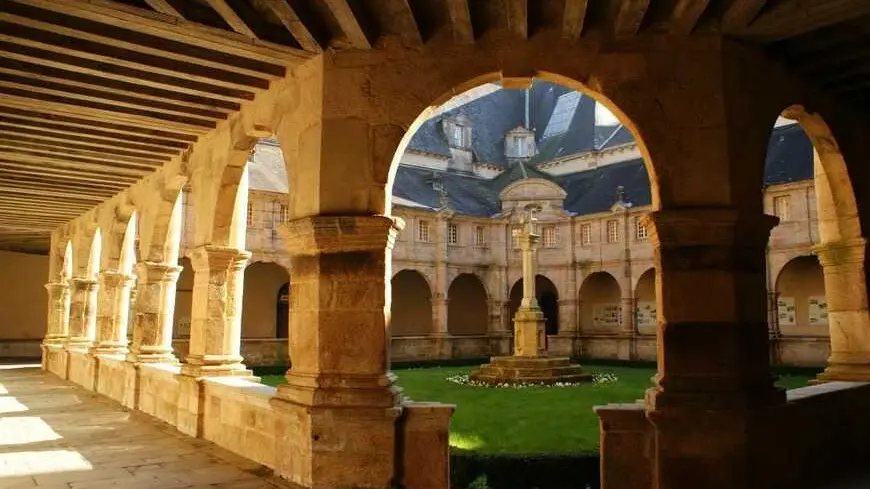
left=260, top=365, right=814, bottom=455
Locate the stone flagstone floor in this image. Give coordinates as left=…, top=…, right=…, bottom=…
left=0, top=364, right=289, bottom=489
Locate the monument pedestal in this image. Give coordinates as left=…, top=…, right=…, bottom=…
left=470, top=356, right=592, bottom=385
left=470, top=306, right=591, bottom=385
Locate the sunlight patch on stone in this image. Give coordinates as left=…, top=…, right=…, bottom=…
left=0, top=417, right=61, bottom=446
left=0, top=450, right=92, bottom=477
left=449, top=433, right=485, bottom=451
left=0, top=396, right=28, bottom=414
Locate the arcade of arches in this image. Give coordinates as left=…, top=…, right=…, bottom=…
left=5, top=2, right=870, bottom=488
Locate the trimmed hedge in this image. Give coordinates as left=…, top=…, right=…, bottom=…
left=451, top=450, right=599, bottom=489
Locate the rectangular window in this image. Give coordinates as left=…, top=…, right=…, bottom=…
left=606, top=220, right=619, bottom=243
left=418, top=219, right=431, bottom=242
left=542, top=225, right=559, bottom=247
left=511, top=227, right=520, bottom=249
left=448, top=223, right=459, bottom=245
left=247, top=202, right=253, bottom=227
left=452, top=125, right=463, bottom=147
left=279, top=204, right=288, bottom=224
left=475, top=226, right=486, bottom=247
left=773, top=195, right=791, bottom=221
left=635, top=218, right=648, bottom=241
left=580, top=223, right=592, bottom=245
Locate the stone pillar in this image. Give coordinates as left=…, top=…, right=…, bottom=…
left=128, top=262, right=182, bottom=363
left=767, top=291, right=782, bottom=367
left=271, top=215, right=404, bottom=489
left=43, top=281, right=71, bottom=345
left=433, top=215, right=450, bottom=358
left=814, top=238, right=870, bottom=381
left=642, top=208, right=785, bottom=489
left=67, top=277, right=99, bottom=350
left=180, top=245, right=251, bottom=377
left=618, top=295, right=638, bottom=361
left=42, top=281, right=71, bottom=374
left=432, top=297, right=450, bottom=359
left=92, top=271, right=135, bottom=356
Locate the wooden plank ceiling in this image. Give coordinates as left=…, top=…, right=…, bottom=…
left=1, top=0, right=868, bottom=254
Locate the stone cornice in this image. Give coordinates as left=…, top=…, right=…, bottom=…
left=280, top=215, right=406, bottom=256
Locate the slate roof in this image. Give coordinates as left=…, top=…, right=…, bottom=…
left=247, top=80, right=815, bottom=220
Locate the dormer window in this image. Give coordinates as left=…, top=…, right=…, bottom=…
left=444, top=117, right=470, bottom=149
left=505, top=127, right=536, bottom=159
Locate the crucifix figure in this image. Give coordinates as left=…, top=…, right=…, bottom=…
left=514, top=205, right=546, bottom=357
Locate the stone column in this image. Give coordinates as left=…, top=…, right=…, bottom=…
left=67, top=277, right=99, bottom=350
left=433, top=215, right=450, bottom=358
left=42, top=281, right=71, bottom=374
left=643, top=208, right=784, bottom=489
left=271, top=215, right=404, bottom=489
left=767, top=291, right=782, bottom=367
left=814, top=238, right=870, bottom=381
left=180, top=245, right=251, bottom=377
left=92, top=271, right=135, bottom=356
left=128, top=262, right=182, bottom=363
left=43, top=281, right=71, bottom=345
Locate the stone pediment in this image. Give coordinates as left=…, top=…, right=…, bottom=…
left=499, top=178, right=567, bottom=204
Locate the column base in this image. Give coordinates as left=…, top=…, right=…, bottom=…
left=812, top=362, right=870, bottom=383
left=513, top=307, right=546, bottom=357
left=270, top=373, right=402, bottom=489
left=179, top=354, right=251, bottom=378
left=41, top=343, right=69, bottom=378
left=127, top=351, right=179, bottom=365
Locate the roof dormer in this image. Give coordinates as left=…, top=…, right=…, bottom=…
left=443, top=114, right=471, bottom=150
left=505, top=126, right=536, bottom=161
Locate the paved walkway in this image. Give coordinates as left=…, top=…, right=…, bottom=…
left=0, top=365, right=289, bottom=489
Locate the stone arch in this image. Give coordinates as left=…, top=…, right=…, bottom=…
left=85, top=228, right=102, bottom=280
left=579, top=272, right=622, bottom=332
left=62, top=240, right=73, bottom=282
left=241, top=261, right=290, bottom=338
left=634, top=268, right=656, bottom=333
left=447, top=273, right=488, bottom=336
left=173, top=256, right=194, bottom=338
left=775, top=256, right=827, bottom=331
left=390, top=269, right=433, bottom=336
left=780, top=106, right=862, bottom=243
left=509, top=275, right=559, bottom=336
left=138, top=175, right=186, bottom=264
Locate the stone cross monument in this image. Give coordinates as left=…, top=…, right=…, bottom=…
left=513, top=206, right=546, bottom=357
left=469, top=205, right=591, bottom=385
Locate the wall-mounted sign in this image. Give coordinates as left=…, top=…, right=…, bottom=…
left=635, top=302, right=656, bottom=327
left=808, top=296, right=828, bottom=325
left=778, top=297, right=796, bottom=326
left=593, top=303, right=621, bottom=327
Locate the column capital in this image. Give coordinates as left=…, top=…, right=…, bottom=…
left=98, top=270, right=135, bottom=287
left=135, top=261, right=183, bottom=282
left=645, top=208, right=776, bottom=273
left=644, top=208, right=777, bottom=248
left=44, top=281, right=70, bottom=294
left=279, top=215, right=405, bottom=256
left=189, top=246, right=250, bottom=274
left=70, top=277, right=99, bottom=289
left=813, top=238, right=866, bottom=267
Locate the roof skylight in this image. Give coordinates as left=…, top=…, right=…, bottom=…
left=543, top=91, right=581, bottom=139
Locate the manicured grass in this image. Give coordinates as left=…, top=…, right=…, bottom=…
left=260, top=365, right=815, bottom=455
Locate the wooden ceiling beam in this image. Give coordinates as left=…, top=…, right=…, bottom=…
left=669, top=0, right=710, bottom=36
left=614, top=0, right=651, bottom=39
left=0, top=144, right=162, bottom=170
left=7, top=0, right=311, bottom=67
left=721, top=0, right=768, bottom=32
left=506, top=0, right=528, bottom=39
left=0, top=139, right=170, bottom=166
left=0, top=107, right=197, bottom=144
left=0, top=165, right=139, bottom=186
left=0, top=57, right=241, bottom=113
left=562, top=0, right=589, bottom=41
left=0, top=127, right=179, bottom=156
left=0, top=91, right=213, bottom=135
left=0, top=204, right=84, bottom=215
left=382, top=0, right=423, bottom=46
left=446, top=0, right=474, bottom=44
left=204, top=0, right=257, bottom=38
left=0, top=40, right=256, bottom=103
left=0, top=185, right=108, bottom=201
left=735, top=0, right=870, bottom=42
left=0, top=179, right=123, bottom=197
left=0, top=195, right=93, bottom=209
left=0, top=74, right=228, bottom=124
left=254, top=0, right=321, bottom=52
left=0, top=19, right=274, bottom=91
left=0, top=152, right=154, bottom=178
left=143, top=0, right=184, bottom=19
left=323, top=0, right=372, bottom=49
